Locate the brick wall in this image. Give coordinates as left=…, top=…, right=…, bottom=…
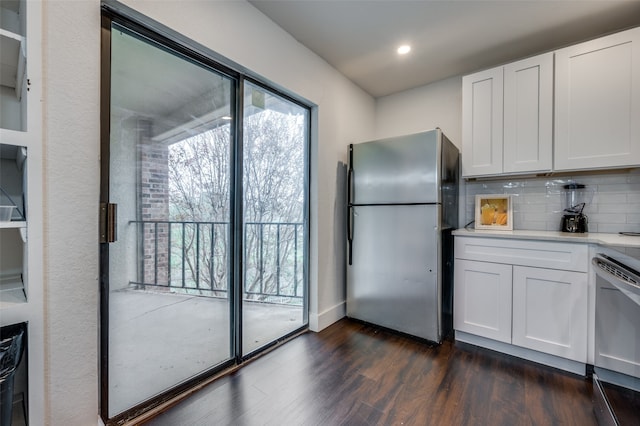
left=139, top=125, right=170, bottom=286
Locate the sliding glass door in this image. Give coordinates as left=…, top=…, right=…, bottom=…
left=242, top=82, right=309, bottom=356
left=101, top=13, right=309, bottom=423
left=104, top=24, right=235, bottom=417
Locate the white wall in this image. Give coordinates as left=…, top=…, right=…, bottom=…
left=42, top=1, right=101, bottom=424
left=42, top=1, right=374, bottom=423
left=375, top=75, right=462, bottom=149
left=375, top=76, right=466, bottom=228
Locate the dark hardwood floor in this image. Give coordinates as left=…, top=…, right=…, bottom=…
left=144, top=319, right=597, bottom=425
left=601, top=381, right=640, bottom=426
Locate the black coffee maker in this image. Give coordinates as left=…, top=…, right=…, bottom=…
left=560, top=183, right=588, bottom=233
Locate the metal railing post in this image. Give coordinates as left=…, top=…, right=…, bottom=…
left=259, top=223, right=264, bottom=295
left=196, top=223, right=201, bottom=289
left=168, top=223, right=172, bottom=286
left=182, top=222, right=186, bottom=288
left=294, top=224, right=298, bottom=297
left=276, top=224, right=281, bottom=297
left=154, top=222, right=158, bottom=285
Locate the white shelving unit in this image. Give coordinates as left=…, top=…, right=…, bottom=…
left=1, top=0, right=44, bottom=424
left=0, top=0, right=28, bottom=133
left=1, top=143, right=28, bottom=307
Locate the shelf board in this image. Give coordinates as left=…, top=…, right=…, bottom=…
left=0, top=221, right=27, bottom=241
left=0, top=221, right=26, bottom=229
left=0, top=128, right=29, bottom=146
left=0, top=295, right=29, bottom=325
left=0, top=28, right=26, bottom=94
left=0, top=274, right=28, bottom=318
left=0, top=289, right=27, bottom=306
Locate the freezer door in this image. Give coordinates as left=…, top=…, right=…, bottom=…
left=347, top=204, right=442, bottom=341
left=351, top=130, right=440, bottom=204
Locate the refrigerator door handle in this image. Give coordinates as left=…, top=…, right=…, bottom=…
left=347, top=167, right=353, bottom=206
left=348, top=205, right=354, bottom=265
left=347, top=162, right=354, bottom=265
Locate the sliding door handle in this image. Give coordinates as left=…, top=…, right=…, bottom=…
left=100, top=203, right=117, bottom=243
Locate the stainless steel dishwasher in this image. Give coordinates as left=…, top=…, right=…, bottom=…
left=591, top=247, right=640, bottom=426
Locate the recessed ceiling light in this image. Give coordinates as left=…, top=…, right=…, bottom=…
left=397, top=45, right=411, bottom=55
left=222, top=116, right=232, bottom=120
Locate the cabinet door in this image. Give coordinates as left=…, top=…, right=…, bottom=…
left=503, top=53, right=553, bottom=174
left=454, top=259, right=512, bottom=343
left=462, top=67, right=503, bottom=177
left=512, top=266, right=588, bottom=362
left=555, top=27, right=640, bottom=171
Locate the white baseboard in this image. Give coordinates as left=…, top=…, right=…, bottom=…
left=594, top=367, right=640, bottom=392
left=455, top=331, right=587, bottom=376
left=309, top=301, right=345, bottom=332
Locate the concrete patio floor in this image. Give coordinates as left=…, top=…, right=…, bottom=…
left=107, top=288, right=304, bottom=416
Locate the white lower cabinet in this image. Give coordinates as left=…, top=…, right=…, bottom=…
left=454, top=236, right=588, bottom=365
left=512, top=266, right=588, bottom=362
left=454, top=259, right=512, bottom=343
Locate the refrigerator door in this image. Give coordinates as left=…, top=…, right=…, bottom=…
left=347, top=204, right=441, bottom=341
left=351, top=130, right=440, bottom=205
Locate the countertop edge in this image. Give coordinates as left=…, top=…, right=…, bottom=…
left=452, top=229, right=640, bottom=249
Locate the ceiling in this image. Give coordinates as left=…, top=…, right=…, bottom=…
left=249, top=0, right=640, bottom=98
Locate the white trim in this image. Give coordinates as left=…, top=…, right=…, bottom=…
left=594, top=367, right=640, bottom=393
left=455, top=331, right=587, bottom=376
left=309, top=301, right=345, bottom=332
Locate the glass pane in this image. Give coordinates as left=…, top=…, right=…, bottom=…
left=108, top=25, right=233, bottom=416
left=242, top=81, right=308, bottom=355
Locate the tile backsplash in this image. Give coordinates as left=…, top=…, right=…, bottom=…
left=462, top=169, right=640, bottom=233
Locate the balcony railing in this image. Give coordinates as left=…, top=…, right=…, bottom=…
left=128, top=220, right=304, bottom=304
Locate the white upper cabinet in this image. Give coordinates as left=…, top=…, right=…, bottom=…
left=462, top=52, right=553, bottom=177
left=554, top=27, right=640, bottom=171
left=462, top=67, right=503, bottom=177
left=503, top=53, right=553, bottom=174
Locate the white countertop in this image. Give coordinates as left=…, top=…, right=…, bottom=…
left=452, top=228, right=640, bottom=249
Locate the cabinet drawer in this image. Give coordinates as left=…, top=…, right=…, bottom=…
left=455, top=236, right=588, bottom=272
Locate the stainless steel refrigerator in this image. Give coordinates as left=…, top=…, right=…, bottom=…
left=346, top=129, right=459, bottom=343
